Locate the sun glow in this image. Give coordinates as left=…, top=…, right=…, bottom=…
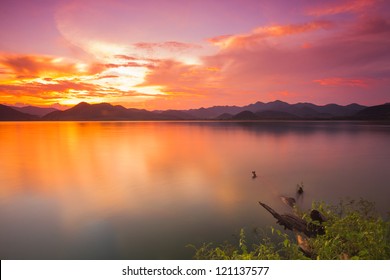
left=136, top=86, right=166, bottom=96
left=60, top=96, right=106, bottom=106
left=86, top=41, right=129, bottom=60
left=93, top=66, right=149, bottom=92
left=75, top=63, right=88, bottom=72
left=1, top=0, right=389, bottom=109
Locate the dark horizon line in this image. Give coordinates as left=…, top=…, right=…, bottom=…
left=5, top=99, right=389, bottom=112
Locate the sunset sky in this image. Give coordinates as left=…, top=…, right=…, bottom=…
left=0, top=0, right=389, bottom=110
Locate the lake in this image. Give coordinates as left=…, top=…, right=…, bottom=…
left=0, top=121, right=389, bottom=259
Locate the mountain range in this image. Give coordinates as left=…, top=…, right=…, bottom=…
left=0, top=104, right=38, bottom=121
left=1, top=100, right=389, bottom=121
left=11, top=105, right=58, bottom=117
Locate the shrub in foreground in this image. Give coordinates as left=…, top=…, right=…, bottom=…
left=190, top=199, right=390, bottom=260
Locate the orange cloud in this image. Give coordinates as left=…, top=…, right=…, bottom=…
left=308, top=0, right=377, bottom=16
left=141, top=59, right=222, bottom=94
left=208, top=20, right=333, bottom=49
left=133, top=41, right=202, bottom=52
left=133, top=58, right=248, bottom=109
left=0, top=52, right=167, bottom=106
left=0, top=81, right=98, bottom=96
left=301, top=42, right=313, bottom=49
left=0, top=54, right=104, bottom=79
left=256, top=21, right=333, bottom=36
left=313, top=77, right=370, bottom=87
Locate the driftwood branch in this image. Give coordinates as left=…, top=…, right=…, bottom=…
left=258, top=201, right=325, bottom=238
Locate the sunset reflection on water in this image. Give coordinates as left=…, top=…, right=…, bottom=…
left=1, top=121, right=389, bottom=259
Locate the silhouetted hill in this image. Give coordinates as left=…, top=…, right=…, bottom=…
left=232, top=111, right=259, bottom=120
left=12, top=106, right=58, bottom=117
left=186, top=105, right=243, bottom=119
left=2, top=101, right=389, bottom=121
left=182, top=100, right=367, bottom=119
left=255, top=110, right=300, bottom=120
left=286, top=102, right=365, bottom=118
left=353, top=103, right=390, bottom=120
left=230, top=102, right=381, bottom=120
left=216, top=113, right=234, bottom=120
left=229, top=110, right=299, bottom=120
left=42, top=102, right=159, bottom=120
left=0, top=104, right=37, bottom=121
left=156, top=110, right=195, bottom=120
left=319, top=103, right=366, bottom=116
left=253, top=100, right=290, bottom=112
left=239, top=101, right=266, bottom=112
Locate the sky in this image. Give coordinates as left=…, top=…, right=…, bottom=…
left=0, top=0, right=389, bottom=110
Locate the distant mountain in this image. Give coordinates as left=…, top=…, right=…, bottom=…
left=285, top=102, right=366, bottom=118
left=186, top=105, right=243, bottom=119
left=0, top=104, right=37, bottom=120
left=42, top=102, right=160, bottom=121
left=352, top=103, right=390, bottom=120
left=156, top=110, right=195, bottom=120
left=181, top=100, right=367, bottom=119
left=2, top=101, right=389, bottom=121
left=232, top=110, right=260, bottom=120
left=317, top=103, right=366, bottom=117
left=12, top=106, right=58, bottom=117
left=216, top=113, right=234, bottom=120
left=220, top=100, right=370, bottom=120
left=255, top=110, right=300, bottom=120
left=249, top=100, right=290, bottom=113
left=181, top=101, right=286, bottom=119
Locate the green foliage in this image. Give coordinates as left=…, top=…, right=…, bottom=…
left=310, top=198, right=390, bottom=259
left=190, top=199, right=390, bottom=260
left=190, top=227, right=308, bottom=260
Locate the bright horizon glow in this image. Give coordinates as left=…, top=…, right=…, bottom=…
left=1, top=0, right=389, bottom=110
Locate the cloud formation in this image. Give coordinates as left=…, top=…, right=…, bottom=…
left=139, top=11, right=390, bottom=107
left=208, top=20, right=333, bottom=49
left=308, top=0, right=377, bottom=16
left=1, top=0, right=389, bottom=109
left=133, top=41, right=202, bottom=52
left=0, top=53, right=164, bottom=106
left=313, top=77, right=370, bottom=87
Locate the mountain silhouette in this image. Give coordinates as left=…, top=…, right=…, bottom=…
left=42, top=102, right=160, bottom=120
left=255, top=110, right=300, bottom=120
left=186, top=105, right=243, bottom=119
left=352, top=103, right=390, bottom=120
left=180, top=100, right=366, bottom=119
left=0, top=104, right=38, bottom=120
left=1, top=101, right=389, bottom=121
left=155, top=110, right=195, bottom=120
left=11, top=106, right=58, bottom=117
left=232, top=110, right=260, bottom=120
left=216, top=113, right=234, bottom=120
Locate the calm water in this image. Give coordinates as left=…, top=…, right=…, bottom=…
left=0, top=121, right=389, bottom=259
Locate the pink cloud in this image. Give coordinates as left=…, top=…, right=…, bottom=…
left=114, top=55, right=138, bottom=60
left=140, top=14, right=390, bottom=107
left=133, top=41, right=202, bottom=52
left=308, top=0, right=377, bottom=16
left=2, top=1, right=389, bottom=109
left=313, top=77, right=370, bottom=87
left=208, top=20, right=333, bottom=49
left=352, top=16, right=390, bottom=36
left=141, top=59, right=222, bottom=94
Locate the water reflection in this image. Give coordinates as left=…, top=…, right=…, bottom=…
left=0, top=121, right=389, bottom=259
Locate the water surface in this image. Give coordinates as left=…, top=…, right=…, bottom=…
left=0, top=121, right=389, bottom=259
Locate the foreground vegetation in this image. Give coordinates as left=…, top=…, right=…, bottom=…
left=190, top=199, right=390, bottom=260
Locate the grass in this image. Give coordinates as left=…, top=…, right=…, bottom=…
left=189, top=198, right=390, bottom=260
